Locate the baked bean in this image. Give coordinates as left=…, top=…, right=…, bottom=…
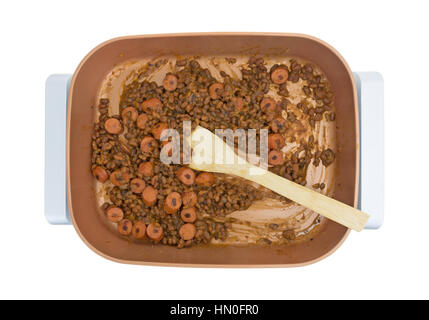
left=140, top=136, right=156, bottom=153
left=257, top=238, right=272, bottom=245
left=100, top=98, right=109, bottom=105
left=130, top=178, right=146, bottom=194
left=304, top=64, right=313, bottom=73
left=106, top=207, right=124, bottom=223
left=176, top=167, right=195, bottom=185
left=179, top=223, right=196, bottom=240
left=138, top=161, right=154, bottom=177
left=93, top=166, right=108, bottom=183
left=260, top=97, right=276, bottom=113
left=113, top=154, right=123, bottom=161
left=163, top=74, right=178, bottom=91
left=321, top=148, right=335, bottom=166
left=164, top=192, right=182, bottom=214
left=160, top=142, right=173, bottom=157
left=268, top=134, right=285, bottom=150
left=268, top=150, right=284, bottom=166
left=271, top=66, right=289, bottom=84
left=109, top=169, right=130, bottom=186
left=283, top=230, right=296, bottom=240
left=234, top=97, right=244, bottom=112
left=142, top=186, right=158, bottom=206
left=141, top=97, right=162, bottom=113
left=152, top=122, right=168, bottom=140
left=195, top=172, right=215, bottom=187
left=136, top=113, right=149, bottom=129
left=132, top=221, right=147, bottom=239
left=146, top=223, right=163, bottom=242
left=182, top=191, right=197, bottom=208
left=118, top=219, right=132, bottom=236
left=288, top=71, right=299, bottom=83
left=104, top=118, right=122, bottom=134
left=176, top=59, right=187, bottom=67
left=314, top=87, right=326, bottom=99
left=121, top=107, right=138, bottom=122
left=209, top=83, right=224, bottom=99
left=161, top=139, right=171, bottom=146
left=181, top=207, right=197, bottom=223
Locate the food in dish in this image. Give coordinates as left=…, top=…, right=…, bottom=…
left=91, top=55, right=336, bottom=248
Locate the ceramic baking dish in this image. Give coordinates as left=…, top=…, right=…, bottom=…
left=66, top=33, right=360, bottom=267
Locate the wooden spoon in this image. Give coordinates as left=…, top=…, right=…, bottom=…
left=186, top=126, right=370, bottom=231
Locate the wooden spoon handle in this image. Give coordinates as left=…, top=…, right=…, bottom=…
left=245, top=170, right=369, bottom=232
left=187, top=126, right=370, bottom=231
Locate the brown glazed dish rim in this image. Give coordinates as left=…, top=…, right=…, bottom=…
left=66, top=32, right=358, bottom=267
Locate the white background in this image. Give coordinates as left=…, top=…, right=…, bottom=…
left=0, top=0, right=428, bottom=299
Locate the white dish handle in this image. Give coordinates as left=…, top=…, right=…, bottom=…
left=354, top=72, right=384, bottom=229
left=45, top=74, right=72, bottom=224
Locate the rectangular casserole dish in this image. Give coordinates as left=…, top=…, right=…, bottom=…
left=67, top=32, right=358, bottom=267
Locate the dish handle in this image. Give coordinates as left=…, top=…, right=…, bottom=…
left=44, top=74, right=72, bottom=224
left=354, top=72, right=384, bottom=229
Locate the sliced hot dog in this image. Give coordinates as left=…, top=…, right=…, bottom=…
left=141, top=98, right=162, bottom=113
left=146, top=223, right=163, bottom=242
left=268, top=150, right=284, bottom=166
left=93, top=166, right=108, bottom=183
left=130, top=178, right=146, bottom=194
left=152, top=122, right=168, bottom=140
left=118, top=219, right=133, bottom=236
left=105, top=207, right=124, bottom=223
left=181, top=207, right=197, bottom=223
left=132, top=221, right=147, bottom=239
left=142, top=186, right=158, bottom=206
left=140, top=136, right=156, bottom=153
left=109, top=169, right=130, bottom=186
left=268, top=133, right=285, bottom=150
left=195, top=172, right=215, bottom=187
left=270, top=66, right=289, bottom=84
left=136, top=113, right=149, bottom=129
left=164, top=192, right=182, bottom=214
left=260, top=98, right=276, bottom=113
left=179, top=223, right=196, bottom=240
left=209, top=83, right=224, bottom=100
left=163, top=74, right=178, bottom=91
left=104, top=118, right=122, bottom=134
left=138, top=161, right=154, bottom=177
left=182, top=191, right=197, bottom=208
left=121, top=107, right=138, bottom=122
left=176, top=167, right=195, bottom=185
left=271, top=117, right=287, bottom=133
